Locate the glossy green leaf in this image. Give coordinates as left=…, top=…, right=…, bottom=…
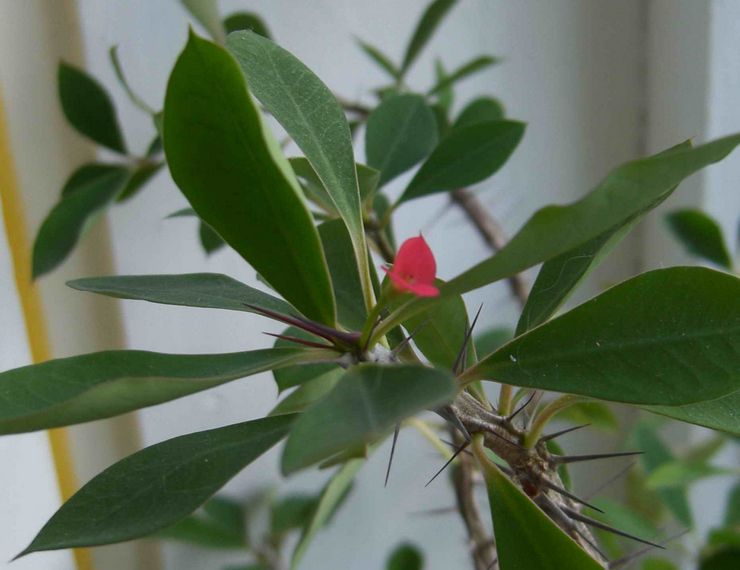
left=157, top=496, right=246, bottom=549
left=433, top=60, right=454, bottom=112
left=466, top=267, right=740, bottom=406
left=400, top=0, right=458, bottom=76
left=291, top=458, right=361, bottom=569
left=0, top=347, right=322, bottom=435
left=365, top=94, right=438, bottom=186
left=477, top=452, right=603, bottom=570
left=282, top=364, right=455, bottom=474
left=428, top=55, right=498, bottom=95
left=271, top=494, right=318, bottom=536
left=226, top=32, right=372, bottom=312
left=387, top=543, right=424, bottom=570
left=443, top=135, right=740, bottom=296
left=453, top=97, right=505, bottom=129
left=632, top=422, right=692, bottom=526
left=223, top=12, right=271, bottom=37
left=356, top=39, right=400, bottom=79
left=555, top=401, right=619, bottom=431
left=180, top=0, right=224, bottom=43
left=164, top=33, right=335, bottom=324
left=319, top=219, right=367, bottom=330
left=666, top=209, right=733, bottom=269
left=474, top=327, right=513, bottom=356
left=646, top=461, right=732, bottom=490
left=68, top=273, right=295, bottom=316
left=58, top=62, right=126, bottom=153
left=199, top=221, right=226, bottom=254
left=400, top=120, right=525, bottom=203
left=271, top=327, right=339, bottom=393
left=20, top=415, right=294, bottom=554
left=33, top=166, right=131, bottom=278
left=645, top=390, right=740, bottom=435
left=109, top=46, right=155, bottom=115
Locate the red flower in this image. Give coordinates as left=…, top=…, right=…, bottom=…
left=383, top=235, right=440, bottom=297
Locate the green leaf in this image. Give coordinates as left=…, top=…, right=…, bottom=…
left=632, top=422, right=692, bottom=526
left=223, top=12, right=271, bottom=38
left=356, top=39, right=400, bottom=79
left=116, top=161, right=163, bottom=202
left=365, top=94, right=439, bottom=186
left=226, top=32, right=373, bottom=313
left=700, top=549, right=740, bottom=570
left=444, top=135, right=740, bottom=297
left=199, top=220, right=226, bottom=254
left=477, top=453, right=603, bottom=570
left=291, top=459, right=361, bottom=569
left=271, top=494, right=318, bottom=536
left=399, top=120, right=525, bottom=203
left=0, top=347, right=321, bottom=434
left=270, top=368, right=344, bottom=416
left=587, top=498, right=659, bottom=544
left=428, top=55, right=498, bottom=95
left=400, top=0, right=458, bottom=76
left=271, top=327, right=340, bottom=393
left=433, top=60, right=454, bottom=112
left=645, top=461, right=732, bottom=490
left=33, top=166, right=131, bottom=278
left=474, top=327, right=513, bottom=356
left=68, top=273, right=295, bottom=317
left=180, top=0, right=225, bottom=43
left=20, top=415, right=294, bottom=554
left=282, top=364, right=455, bottom=474
left=555, top=401, right=619, bottom=431
left=465, top=267, right=740, bottom=406
left=58, top=62, right=126, bottom=153
left=319, top=219, right=367, bottom=330
left=453, top=97, right=505, bottom=129
left=642, top=559, right=678, bottom=570
left=387, top=543, right=424, bottom=570
left=725, top=482, right=740, bottom=526
left=645, top=390, right=740, bottom=435
left=164, top=33, right=335, bottom=325
left=157, top=496, right=246, bottom=549
left=666, top=209, right=733, bottom=269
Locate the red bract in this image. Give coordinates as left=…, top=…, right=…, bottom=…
left=384, top=235, right=440, bottom=297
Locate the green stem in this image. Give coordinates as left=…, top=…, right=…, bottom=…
left=498, top=385, right=514, bottom=416
left=524, top=394, right=589, bottom=449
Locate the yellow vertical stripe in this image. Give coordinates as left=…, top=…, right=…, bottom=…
left=0, top=89, right=92, bottom=570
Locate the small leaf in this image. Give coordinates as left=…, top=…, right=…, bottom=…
left=645, top=461, right=731, bottom=490
left=474, top=327, right=513, bottom=356
left=0, top=347, right=321, bottom=434
left=58, top=62, right=127, bottom=153
left=157, top=496, right=246, bottom=549
left=223, top=12, right=271, bottom=37
left=465, top=267, right=740, bottom=407
left=199, top=221, right=226, bottom=254
left=476, top=449, right=603, bottom=570
left=20, top=415, right=294, bottom=554
left=180, top=0, right=225, bottom=43
left=666, top=209, right=733, bottom=269
left=387, top=543, right=424, bottom=570
left=400, top=120, right=525, bottom=203
left=400, top=0, right=458, bottom=76
left=291, top=459, right=362, bottom=569
left=453, top=97, right=505, bottom=129
left=68, top=273, right=295, bottom=317
left=164, top=33, right=335, bottom=324
left=555, top=402, right=619, bottom=432
left=33, top=166, right=131, bottom=278
left=428, top=55, right=498, bottom=95
left=365, top=94, right=439, bottom=186
left=282, top=364, right=455, bottom=474
left=271, top=495, right=318, bottom=536
left=227, top=32, right=373, bottom=313
left=356, top=39, right=400, bottom=79
left=432, top=60, right=454, bottom=112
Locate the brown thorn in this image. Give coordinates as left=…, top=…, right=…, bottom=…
left=244, top=303, right=359, bottom=346
left=453, top=303, right=483, bottom=375
left=562, top=507, right=664, bottom=550
left=539, top=423, right=591, bottom=443
left=384, top=424, right=400, bottom=488
left=507, top=391, right=536, bottom=422
left=584, top=461, right=637, bottom=501
left=538, top=479, right=604, bottom=513
left=608, top=529, right=689, bottom=569
left=262, top=332, right=335, bottom=350
left=425, top=440, right=471, bottom=487
left=551, top=451, right=644, bottom=465
left=392, top=319, right=430, bottom=357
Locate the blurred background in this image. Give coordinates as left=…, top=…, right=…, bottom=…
left=0, top=1, right=738, bottom=569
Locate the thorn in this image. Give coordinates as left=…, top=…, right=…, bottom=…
left=392, top=319, right=429, bottom=357
left=575, top=528, right=609, bottom=562
left=244, top=303, right=359, bottom=346
left=384, top=424, right=400, bottom=487
left=440, top=439, right=473, bottom=457
left=262, top=331, right=334, bottom=349
left=507, top=391, right=536, bottom=422
left=538, top=479, right=604, bottom=513
left=608, top=529, right=688, bottom=569
left=539, top=423, right=591, bottom=443
left=425, top=440, right=470, bottom=487
left=551, top=451, right=644, bottom=465
left=435, top=406, right=472, bottom=442
left=562, top=507, right=664, bottom=550
left=452, top=304, right=483, bottom=375
left=409, top=505, right=458, bottom=517
left=584, top=461, right=636, bottom=500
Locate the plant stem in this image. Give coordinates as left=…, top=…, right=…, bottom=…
left=524, top=395, right=589, bottom=449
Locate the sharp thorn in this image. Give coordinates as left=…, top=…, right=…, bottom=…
left=552, top=451, right=644, bottom=465
left=384, top=424, right=400, bottom=487
left=244, top=303, right=359, bottom=345
left=452, top=304, right=483, bottom=375
left=507, top=391, right=536, bottom=422
left=575, top=528, right=609, bottom=562
left=608, top=529, right=689, bottom=569
left=262, top=331, right=334, bottom=349
left=392, top=319, right=430, bottom=357
left=435, top=406, right=472, bottom=441
left=539, top=479, right=604, bottom=513
left=562, top=507, right=664, bottom=550
left=409, top=506, right=458, bottom=517
left=584, top=461, right=637, bottom=500
left=539, top=423, right=591, bottom=443
left=425, top=441, right=470, bottom=487
left=440, top=439, right=473, bottom=457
